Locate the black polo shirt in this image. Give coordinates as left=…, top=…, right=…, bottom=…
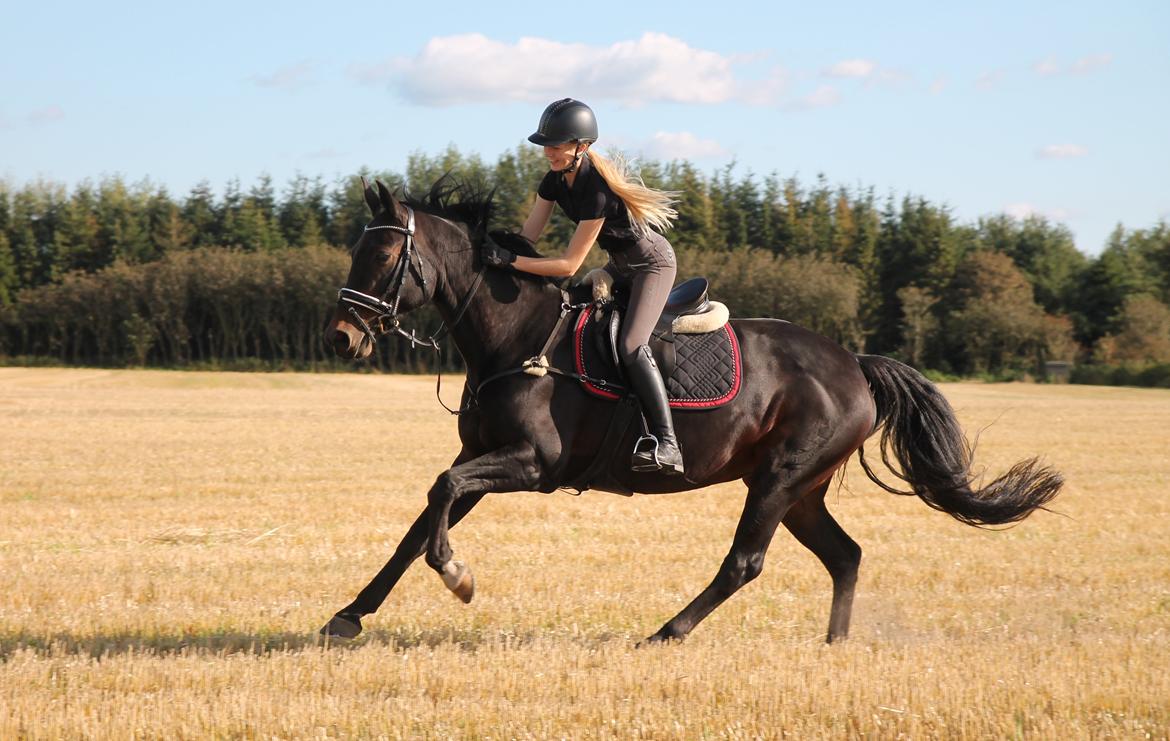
left=537, top=154, right=642, bottom=252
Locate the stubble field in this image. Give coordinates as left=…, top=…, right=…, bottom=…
left=1, top=367, right=1168, bottom=739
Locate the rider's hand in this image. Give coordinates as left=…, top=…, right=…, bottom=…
left=481, top=238, right=517, bottom=268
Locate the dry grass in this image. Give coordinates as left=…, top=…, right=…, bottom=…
left=1, top=368, right=1167, bottom=739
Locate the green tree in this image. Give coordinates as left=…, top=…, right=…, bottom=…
left=95, top=177, right=153, bottom=264
left=53, top=181, right=101, bottom=274
left=279, top=174, right=327, bottom=247
left=1102, top=294, right=1170, bottom=364
left=146, top=187, right=191, bottom=253
left=946, top=251, right=1047, bottom=373
left=1072, top=231, right=1156, bottom=343
left=327, top=170, right=377, bottom=248
left=663, top=161, right=716, bottom=251
left=977, top=213, right=1085, bottom=313
left=872, top=196, right=964, bottom=353
left=183, top=181, right=221, bottom=248
left=897, top=284, right=938, bottom=367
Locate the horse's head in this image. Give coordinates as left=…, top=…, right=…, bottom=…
left=325, top=178, right=441, bottom=359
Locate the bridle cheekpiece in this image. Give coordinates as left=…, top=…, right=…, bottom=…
left=336, top=205, right=441, bottom=350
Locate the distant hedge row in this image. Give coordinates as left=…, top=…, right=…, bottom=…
left=3, top=145, right=1169, bottom=377
left=1070, top=363, right=1170, bottom=388
left=0, top=243, right=867, bottom=372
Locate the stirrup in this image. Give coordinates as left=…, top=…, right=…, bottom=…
left=631, top=434, right=662, bottom=472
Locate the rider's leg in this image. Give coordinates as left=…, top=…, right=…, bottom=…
left=618, top=233, right=683, bottom=475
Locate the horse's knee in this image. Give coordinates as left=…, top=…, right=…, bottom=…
left=428, top=470, right=460, bottom=504
left=715, top=553, right=765, bottom=596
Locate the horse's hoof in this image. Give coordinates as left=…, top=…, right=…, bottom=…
left=441, top=560, right=475, bottom=604
left=637, top=631, right=683, bottom=648
left=319, top=613, right=363, bottom=639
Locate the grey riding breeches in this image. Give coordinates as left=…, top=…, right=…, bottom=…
left=603, top=231, right=677, bottom=364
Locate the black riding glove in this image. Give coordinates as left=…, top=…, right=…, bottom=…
left=481, top=238, right=517, bottom=268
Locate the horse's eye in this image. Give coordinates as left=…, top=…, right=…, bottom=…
left=374, top=252, right=391, bottom=264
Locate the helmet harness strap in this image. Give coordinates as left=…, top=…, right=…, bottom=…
left=555, top=141, right=586, bottom=175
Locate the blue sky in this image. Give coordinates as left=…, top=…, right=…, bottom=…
left=2, top=0, right=1167, bottom=254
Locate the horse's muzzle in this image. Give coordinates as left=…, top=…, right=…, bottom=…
left=325, top=313, right=371, bottom=360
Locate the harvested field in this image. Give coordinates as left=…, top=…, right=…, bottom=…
left=1, top=368, right=1168, bottom=738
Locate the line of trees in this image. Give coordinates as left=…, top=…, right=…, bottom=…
left=2, top=144, right=1169, bottom=380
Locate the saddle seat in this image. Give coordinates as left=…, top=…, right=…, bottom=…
left=663, top=277, right=711, bottom=318
left=580, top=270, right=729, bottom=336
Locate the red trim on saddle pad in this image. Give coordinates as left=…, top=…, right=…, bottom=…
left=573, top=304, right=742, bottom=409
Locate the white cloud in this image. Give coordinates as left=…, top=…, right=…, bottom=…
left=928, top=76, right=948, bottom=95
left=975, top=69, right=1005, bottom=91
left=823, top=59, right=876, bottom=78
left=304, top=147, right=345, bottom=159
left=1070, top=52, right=1113, bottom=74
left=350, top=32, right=788, bottom=107
left=781, top=85, right=842, bottom=111
left=27, top=105, right=64, bottom=125
left=641, top=131, right=729, bottom=160
left=252, top=62, right=314, bottom=89
left=1033, top=57, right=1061, bottom=76
left=1037, top=143, right=1088, bottom=159
left=1004, top=202, right=1075, bottom=221
left=822, top=59, right=909, bottom=89
left=1032, top=52, right=1113, bottom=77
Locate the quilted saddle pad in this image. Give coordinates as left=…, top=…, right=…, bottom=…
left=572, top=304, right=742, bottom=409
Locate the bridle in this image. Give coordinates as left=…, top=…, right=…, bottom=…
left=334, top=205, right=486, bottom=413
left=336, top=205, right=485, bottom=353
left=333, top=204, right=617, bottom=418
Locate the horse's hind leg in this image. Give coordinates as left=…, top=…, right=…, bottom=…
left=782, top=484, right=861, bottom=643
left=642, top=458, right=816, bottom=644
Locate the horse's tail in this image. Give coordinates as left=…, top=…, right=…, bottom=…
left=854, top=354, right=1062, bottom=527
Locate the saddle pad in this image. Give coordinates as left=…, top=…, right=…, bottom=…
left=573, top=304, right=742, bottom=409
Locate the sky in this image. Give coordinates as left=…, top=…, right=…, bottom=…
left=2, top=0, right=1167, bottom=255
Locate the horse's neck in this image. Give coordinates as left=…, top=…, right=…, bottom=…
left=437, top=262, right=564, bottom=383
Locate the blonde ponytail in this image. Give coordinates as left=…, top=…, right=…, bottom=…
left=587, top=150, right=679, bottom=237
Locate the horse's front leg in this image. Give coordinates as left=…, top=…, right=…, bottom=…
left=319, top=491, right=485, bottom=639
left=426, top=443, right=541, bottom=602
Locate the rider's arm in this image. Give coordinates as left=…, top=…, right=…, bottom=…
left=513, top=217, right=604, bottom=278
left=520, top=197, right=555, bottom=243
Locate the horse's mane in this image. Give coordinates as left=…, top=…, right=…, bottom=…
left=401, top=174, right=558, bottom=284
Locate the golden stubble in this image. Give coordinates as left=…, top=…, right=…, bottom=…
left=1, top=368, right=1167, bottom=739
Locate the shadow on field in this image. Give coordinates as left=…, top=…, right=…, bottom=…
left=0, top=624, right=626, bottom=659
left=0, top=629, right=336, bottom=659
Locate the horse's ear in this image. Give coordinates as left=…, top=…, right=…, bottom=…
left=361, top=176, right=379, bottom=216
left=374, top=179, right=408, bottom=224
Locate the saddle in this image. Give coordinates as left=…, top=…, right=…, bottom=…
left=573, top=275, right=742, bottom=409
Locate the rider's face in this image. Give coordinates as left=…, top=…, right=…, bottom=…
left=543, top=141, right=588, bottom=171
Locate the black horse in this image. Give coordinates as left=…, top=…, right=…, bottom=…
left=320, top=178, right=1062, bottom=644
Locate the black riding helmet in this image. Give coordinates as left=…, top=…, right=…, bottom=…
left=528, top=98, right=598, bottom=146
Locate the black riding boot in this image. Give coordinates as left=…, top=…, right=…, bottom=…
left=625, top=344, right=685, bottom=475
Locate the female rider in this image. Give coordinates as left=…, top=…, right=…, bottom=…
left=481, top=98, right=684, bottom=475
